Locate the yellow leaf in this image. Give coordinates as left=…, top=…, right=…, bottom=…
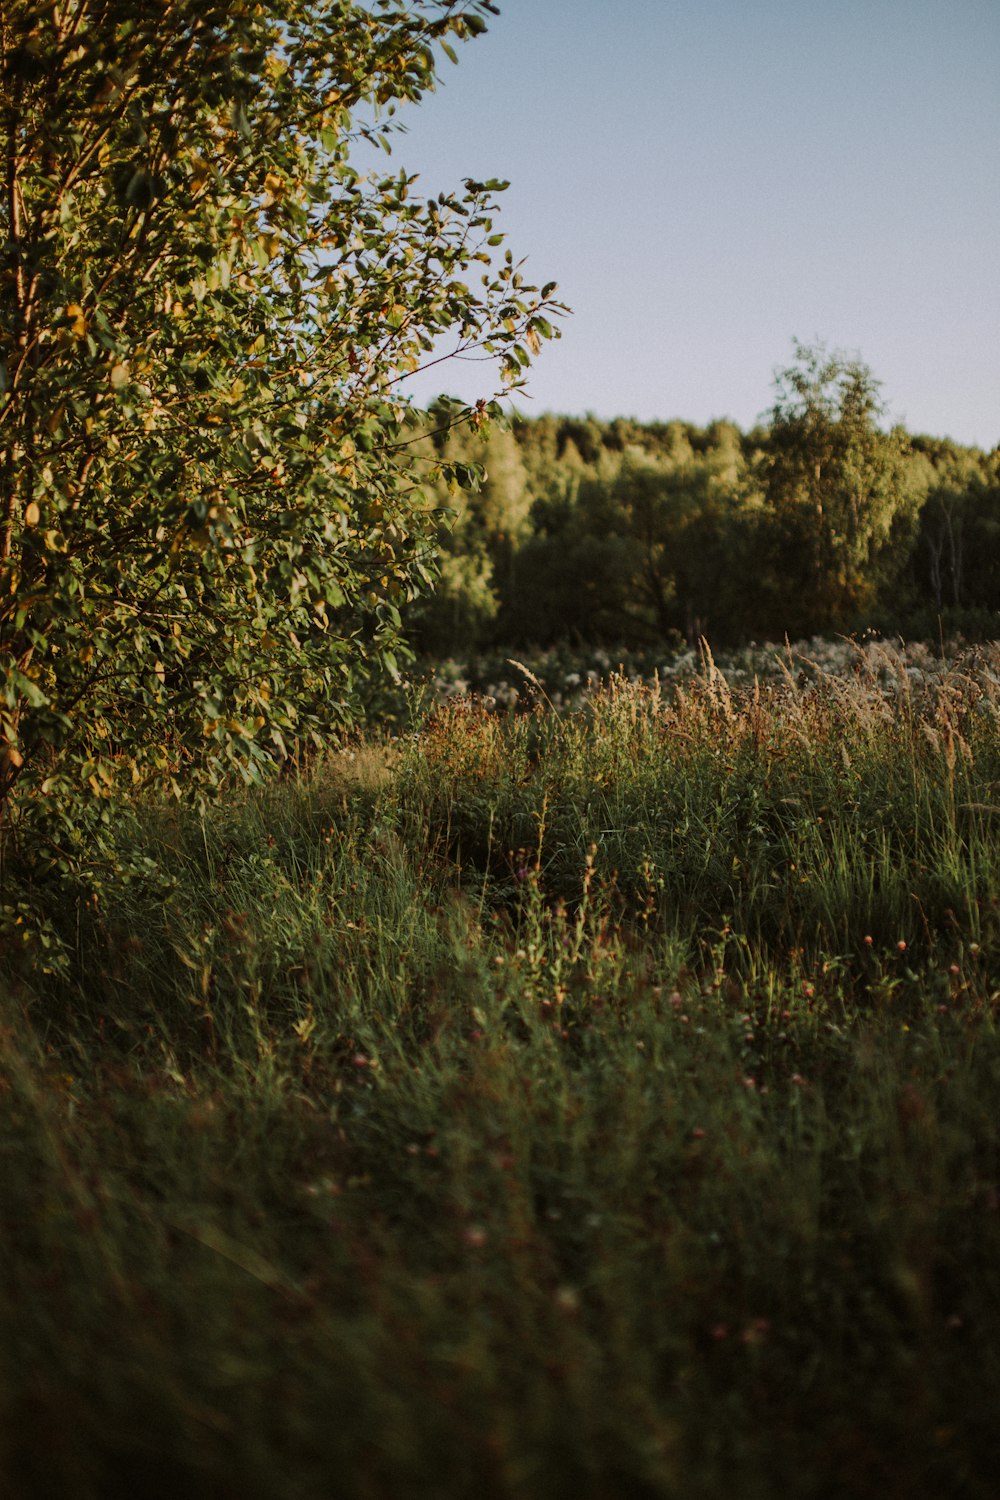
left=110, top=363, right=129, bottom=388
left=24, top=502, right=40, bottom=527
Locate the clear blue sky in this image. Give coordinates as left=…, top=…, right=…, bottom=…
left=382, top=0, right=999, bottom=447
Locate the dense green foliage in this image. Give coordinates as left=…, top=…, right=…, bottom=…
left=0, top=0, right=559, bottom=827
left=405, top=345, right=1000, bottom=654
left=3, top=649, right=1000, bottom=1497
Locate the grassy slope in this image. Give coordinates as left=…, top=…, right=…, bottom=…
left=2, top=647, right=1000, bottom=1498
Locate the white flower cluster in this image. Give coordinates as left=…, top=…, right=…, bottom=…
left=415, top=635, right=1000, bottom=716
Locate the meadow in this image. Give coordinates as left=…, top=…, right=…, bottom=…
left=2, top=640, right=1000, bottom=1498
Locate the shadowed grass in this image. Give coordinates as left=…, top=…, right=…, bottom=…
left=2, top=646, right=1000, bottom=1497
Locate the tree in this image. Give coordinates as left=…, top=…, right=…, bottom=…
left=0, top=0, right=560, bottom=831
left=911, top=439, right=1000, bottom=624
left=402, top=417, right=530, bottom=653
left=496, top=435, right=749, bottom=648
left=754, top=341, right=917, bottom=636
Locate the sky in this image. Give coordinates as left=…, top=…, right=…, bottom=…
left=377, top=0, right=999, bottom=448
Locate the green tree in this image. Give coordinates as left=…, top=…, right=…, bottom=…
left=906, top=438, right=1000, bottom=629
left=403, top=410, right=537, bottom=653
left=498, top=437, right=748, bottom=648
left=0, top=0, right=560, bottom=828
left=755, top=341, right=917, bottom=636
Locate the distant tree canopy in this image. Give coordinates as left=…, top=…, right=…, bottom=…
left=751, top=341, right=921, bottom=637
left=405, top=343, right=1000, bottom=654
left=0, top=0, right=561, bottom=833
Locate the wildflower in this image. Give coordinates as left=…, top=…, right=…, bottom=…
left=897, top=940, right=907, bottom=953
left=691, top=1126, right=706, bottom=1139
left=864, top=935, right=874, bottom=947
left=463, top=1225, right=488, bottom=1250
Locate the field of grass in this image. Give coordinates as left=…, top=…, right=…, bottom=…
left=2, top=642, right=1000, bottom=1498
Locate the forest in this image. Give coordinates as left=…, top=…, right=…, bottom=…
left=405, top=345, right=1000, bottom=656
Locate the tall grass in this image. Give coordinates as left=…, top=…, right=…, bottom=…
left=2, top=643, right=1000, bottom=1498
left=399, top=642, right=1000, bottom=963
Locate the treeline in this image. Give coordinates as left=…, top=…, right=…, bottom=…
left=405, top=345, right=1000, bottom=652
